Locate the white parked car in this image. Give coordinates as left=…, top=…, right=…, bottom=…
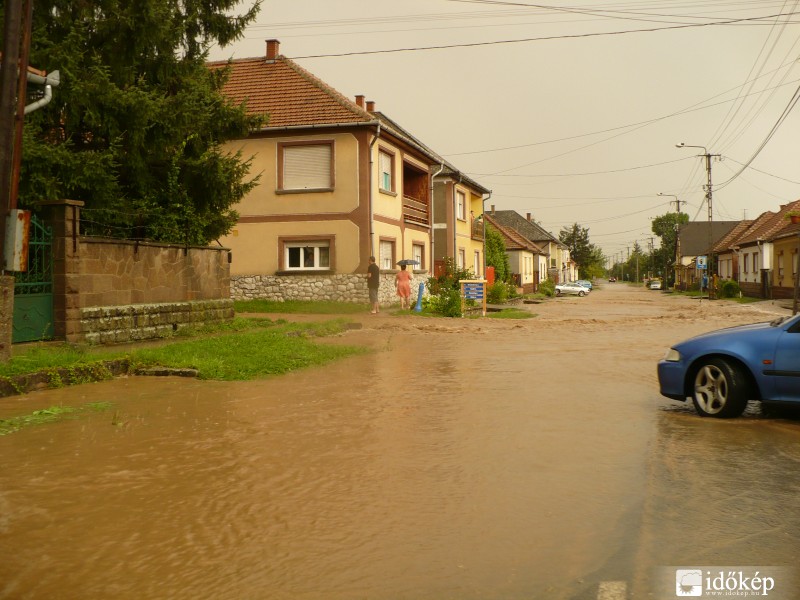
left=555, top=282, right=589, bottom=297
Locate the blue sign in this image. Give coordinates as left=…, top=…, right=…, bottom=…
left=463, top=283, right=484, bottom=300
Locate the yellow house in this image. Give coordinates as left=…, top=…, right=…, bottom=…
left=432, top=166, right=491, bottom=277
left=209, top=40, right=476, bottom=303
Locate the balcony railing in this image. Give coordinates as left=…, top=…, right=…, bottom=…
left=403, top=196, right=428, bottom=226
left=471, top=220, right=484, bottom=241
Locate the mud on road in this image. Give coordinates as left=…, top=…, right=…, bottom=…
left=1, top=284, right=798, bottom=600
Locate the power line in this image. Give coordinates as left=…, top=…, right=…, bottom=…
left=288, top=10, right=800, bottom=59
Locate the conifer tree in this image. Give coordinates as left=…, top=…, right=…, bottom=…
left=17, top=0, right=263, bottom=244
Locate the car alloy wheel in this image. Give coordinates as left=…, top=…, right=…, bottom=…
left=578, top=291, right=585, bottom=296
left=691, top=358, right=749, bottom=418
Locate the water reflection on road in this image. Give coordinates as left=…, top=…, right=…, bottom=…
left=1, top=286, right=798, bottom=599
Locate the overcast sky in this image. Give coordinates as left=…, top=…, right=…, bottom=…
left=209, top=0, right=800, bottom=262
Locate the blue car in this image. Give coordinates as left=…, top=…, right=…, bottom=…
left=575, top=280, right=593, bottom=290
left=657, top=314, right=800, bottom=418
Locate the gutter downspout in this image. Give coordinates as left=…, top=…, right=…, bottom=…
left=24, top=70, right=60, bottom=114
left=482, top=191, right=492, bottom=278
left=453, top=174, right=462, bottom=267
left=430, top=163, right=445, bottom=275
left=368, top=122, right=381, bottom=258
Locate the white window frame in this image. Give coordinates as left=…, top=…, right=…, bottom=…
left=412, top=243, right=424, bottom=270
left=284, top=241, right=331, bottom=271
left=379, top=240, right=395, bottom=270
left=474, top=251, right=481, bottom=277
left=457, top=248, right=466, bottom=269
left=456, top=191, right=466, bottom=221
left=379, top=150, right=394, bottom=192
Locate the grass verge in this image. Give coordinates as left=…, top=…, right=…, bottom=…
left=1, top=318, right=364, bottom=386
left=235, top=299, right=369, bottom=314
left=0, top=401, right=113, bottom=436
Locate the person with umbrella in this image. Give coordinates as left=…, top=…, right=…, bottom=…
left=395, top=260, right=416, bottom=309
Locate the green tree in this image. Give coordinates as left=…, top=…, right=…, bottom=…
left=485, top=223, right=511, bottom=283
left=651, top=212, right=689, bottom=285
left=559, top=222, right=605, bottom=278
left=18, top=0, right=264, bottom=244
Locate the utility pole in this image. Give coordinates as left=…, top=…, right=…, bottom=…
left=0, top=0, right=26, bottom=363
left=676, top=143, right=720, bottom=297
left=659, top=193, right=682, bottom=289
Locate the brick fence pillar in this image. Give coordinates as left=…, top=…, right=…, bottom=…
left=38, top=200, right=84, bottom=342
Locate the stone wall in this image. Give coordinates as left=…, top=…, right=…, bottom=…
left=232, top=271, right=429, bottom=305
left=39, top=201, right=233, bottom=344
left=80, top=299, right=234, bottom=344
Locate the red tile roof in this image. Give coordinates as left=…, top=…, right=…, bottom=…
left=736, top=200, right=800, bottom=246
left=712, top=219, right=752, bottom=253
left=484, top=213, right=544, bottom=253
left=208, top=54, right=374, bottom=128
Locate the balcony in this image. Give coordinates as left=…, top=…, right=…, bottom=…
left=403, top=196, right=429, bottom=226
left=471, top=218, right=484, bottom=241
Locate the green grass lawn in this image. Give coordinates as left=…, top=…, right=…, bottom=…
left=1, top=318, right=364, bottom=382
left=235, top=299, right=369, bottom=314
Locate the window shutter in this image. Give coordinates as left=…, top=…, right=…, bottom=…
left=284, top=144, right=332, bottom=190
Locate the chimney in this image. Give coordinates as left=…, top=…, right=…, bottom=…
left=266, top=39, right=280, bottom=61
left=366, top=100, right=376, bottom=112
left=527, top=213, right=531, bottom=221
left=355, top=95, right=365, bottom=108
left=491, top=205, right=495, bottom=215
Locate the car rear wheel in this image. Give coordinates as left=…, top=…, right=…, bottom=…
left=691, top=358, right=749, bottom=418
left=578, top=290, right=585, bottom=297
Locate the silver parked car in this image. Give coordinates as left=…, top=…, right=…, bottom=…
left=555, top=282, right=589, bottom=297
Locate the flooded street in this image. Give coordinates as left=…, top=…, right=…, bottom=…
left=1, top=284, right=799, bottom=599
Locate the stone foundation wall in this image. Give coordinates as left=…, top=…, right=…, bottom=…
left=80, top=299, right=234, bottom=344
left=232, top=272, right=429, bottom=305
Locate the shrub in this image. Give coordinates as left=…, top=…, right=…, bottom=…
left=539, top=278, right=556, bottom=297
left=487, top=281, right=509, bottom=304
left=426, top=257, right=473, bottom=317
left=718, top=279, right=741, bottom=299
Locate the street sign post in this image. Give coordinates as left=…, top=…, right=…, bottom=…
left=460, top=279, right=487, bottom=317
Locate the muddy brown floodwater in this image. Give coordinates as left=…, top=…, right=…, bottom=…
left=1, top=284, right=799, bottom=599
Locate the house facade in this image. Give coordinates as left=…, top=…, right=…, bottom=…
left=484, top=213, right=544, bottom=293
left=210, top=40, right=486, bottom=303
left=432, top=166, right=490, bottom=277
left=674, top=221, right=738, bottom=290
left=734, top=200, right=800, bottom=299
left=488, top=209, right=574, bottom=283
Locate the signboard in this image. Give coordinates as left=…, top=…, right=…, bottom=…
left=460, top=279, right=487, bottom=317
left=697, top=255, right=707, bottom=270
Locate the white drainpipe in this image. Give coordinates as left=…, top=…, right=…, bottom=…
left=368, top=122, right=381, bottom=257
left=430, top=163, right=445, bottom=274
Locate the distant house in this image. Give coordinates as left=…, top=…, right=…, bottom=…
left=737, top=200, right=800, bottom=299
left=487, top=209, right=575, bottom=283
left=484, top=213, right=545, bottom=293
left=674, top=221, right=738, bottom=290
left=769, top=203, right=800, bottom=299
left=712, top=219, right=752, bottom=282
left=208, top=39, right=488, bottom=303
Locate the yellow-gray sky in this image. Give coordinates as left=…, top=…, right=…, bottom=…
left=210, top=0, right=800, bottom=260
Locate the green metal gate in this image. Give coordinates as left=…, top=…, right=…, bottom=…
left=13, top=214, right=54, bottom=343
